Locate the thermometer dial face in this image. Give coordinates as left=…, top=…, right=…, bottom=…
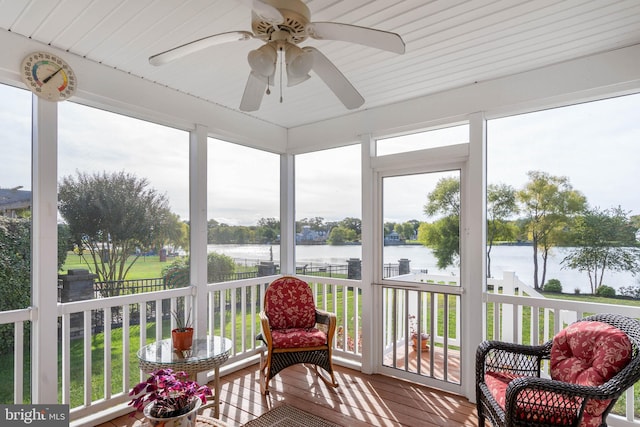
left=21, top=52, right=77, bottom=102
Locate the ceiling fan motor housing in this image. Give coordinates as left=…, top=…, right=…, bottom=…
left=252, top=0, right=311, bottom=44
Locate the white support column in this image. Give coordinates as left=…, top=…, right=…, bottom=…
left=462, top=112, right=487, bottom=402
left=279, top=154, right=295, bottom=275
left=31, top=95, right=59, bottom=403
left=360, top=134, right=375, bottom=374
left=190, top=124, right=208, bottom=338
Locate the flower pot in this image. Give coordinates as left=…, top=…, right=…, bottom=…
left=411, top=333, right=430, bottom=352
left=143, top=397, right=201, bottom=427
left=171, top=327, right=194, bottom=351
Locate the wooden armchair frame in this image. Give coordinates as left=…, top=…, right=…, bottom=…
left=257, top=277, right=339, bottom=395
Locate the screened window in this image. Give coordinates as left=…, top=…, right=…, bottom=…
left=207, top=139, right=280, bottom=280
left=58, top=103, right=189, bottom=284
left=382, top=171, right=461, bottom=283
left=487, top=93, right=640, bottom=296
left=0, top=84, right=32, bottom=305
left=295, top=145, right=361, bottom=278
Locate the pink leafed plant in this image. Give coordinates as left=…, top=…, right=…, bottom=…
left=128, top=368, right=212, bottom=418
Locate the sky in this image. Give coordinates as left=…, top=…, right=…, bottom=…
left=1, top=83, right=639, bottom=226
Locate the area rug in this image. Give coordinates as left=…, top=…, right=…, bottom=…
left=242, top=404, right=341, bottom=427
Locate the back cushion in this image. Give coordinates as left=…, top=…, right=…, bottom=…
left=551, top=320, right=632, bottom=426
left=551, top=320, right=632, bottom=386
left=264, top=276, right=316, bottom=330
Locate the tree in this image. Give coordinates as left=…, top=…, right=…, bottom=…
left=297, top=217, right=325, bottom=232
left=394, top=222, right=417, bottom=241
left=562, top=206, right=640, bottom=294
left=257, top=217, right=279, bottom=243
left=58, top=171, right=172, bottom=285
left=327, top=226, right=357, bottom=245
left=422, top=177, right=460, bottom=269
left=153, top=212, right=188, bottom=257
left=340, top=217, right=361, bottom=237
left=487, top=183, right=518, bottom=277
left=517, top=171, right=586, bottom=290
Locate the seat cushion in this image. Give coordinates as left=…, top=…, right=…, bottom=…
left=550, top=320, right=632, bottom=427
left=271, top=327, right=327, bottom=348
left=265, top=276, right=316, bottom=330
left=484, top=371, right=581, bottom=425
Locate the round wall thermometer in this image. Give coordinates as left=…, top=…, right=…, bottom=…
left=20, top=51, right=77, bottom=101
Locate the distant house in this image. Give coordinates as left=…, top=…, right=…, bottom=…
left=384, top=231, right=403, bottom=245
left=296, top=225, right=327, bottom=244
left=0, top=187, right=31, bottom=217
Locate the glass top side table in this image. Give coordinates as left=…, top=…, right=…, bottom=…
left=137, top=335, right=232, bottom=418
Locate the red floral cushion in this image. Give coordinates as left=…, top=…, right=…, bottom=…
left=483, top=321, right=632, bottom=427
left=550, top=321, right=632, bottom=427
left=265, top=276, right=316, bottom=330
left=271, top=327, right=327, bottom=348
left=484, top=371, right=521, bottom=408
left=485, top=371, right=581, bottom=425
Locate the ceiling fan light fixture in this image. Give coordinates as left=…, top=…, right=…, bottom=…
left=248, top=43, right=277, bottom=77
left=285, top=43, right=313, bottom=87
left=286, top=71, right=310, bottom=87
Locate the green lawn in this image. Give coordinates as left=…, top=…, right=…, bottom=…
left=61, top=252, right=168, bottom=280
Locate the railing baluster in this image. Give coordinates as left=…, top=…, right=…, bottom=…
left=104, top=309, right=112, bottom=400
left=14, top=320, right=23, bottom=404
left=122, top=303, right=130, bottom=393
left=83, top=310, right=92, bottom=407
left=61, top=314, right=70, bottom=404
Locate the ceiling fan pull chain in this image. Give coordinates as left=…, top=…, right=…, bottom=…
left=266, top=75, right=271, bottom=95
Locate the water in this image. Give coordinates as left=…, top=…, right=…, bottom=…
left=207, top=244, right=639, bottom=294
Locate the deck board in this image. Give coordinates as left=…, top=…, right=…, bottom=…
left=98, top=363, right=478, bottom=427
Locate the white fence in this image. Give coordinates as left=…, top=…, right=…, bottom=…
left=1, top=271, right=639, bottom=426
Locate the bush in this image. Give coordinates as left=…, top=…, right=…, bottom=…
left=162, top=257, right=190, bottom=288
left=207, top=252, right=235, bottom=282
left=574, top=288, right=581, bottom=295
left=596, top=285, right=616, bottom=297
left=161, top=252, right=236, bottom=286
left=0, top=217, right=31, bottom=354
left=543, top=279, right=562, bottom=293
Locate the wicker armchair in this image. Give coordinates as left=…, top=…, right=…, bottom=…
left=476, top=313, right=640, bottom=427
left=256, top=276, right=339, bottom=395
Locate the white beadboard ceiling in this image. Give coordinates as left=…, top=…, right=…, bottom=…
left=2, top=0, right=640, bottom=129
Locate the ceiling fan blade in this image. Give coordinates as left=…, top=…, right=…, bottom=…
left=236, top=0, right=284, bottom=25
left=149, top=31, right=254, bottom=66
left=304, top=47, right=364, bottom=110
left=307, top=22, right=405, bottom=54
left=240, top=71, right=268, bottom=111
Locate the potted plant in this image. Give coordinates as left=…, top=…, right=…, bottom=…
left=129, top=368, right=212, bottom=427
left=409, top=314, right=430, bottom=352
left=171, top=308, right=193, bottom=351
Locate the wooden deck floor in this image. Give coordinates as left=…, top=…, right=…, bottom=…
left=99, top=363, right=478, bottom=427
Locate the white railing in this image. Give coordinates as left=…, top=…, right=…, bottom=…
left=379, top=280, right=463, bottom=392
left=485, top=276, right=640, bottom=426
left=58, top=286, right=194, bottom=421
left=204, top=275, right=363, bottom=371
left=0, top=307, right=32, bottom=404
left=50, top=274, right=361, bottom=425
left=2, top=271, right=638, bottom=425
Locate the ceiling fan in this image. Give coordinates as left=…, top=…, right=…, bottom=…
left=149, top=0, right=405, bottom=112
